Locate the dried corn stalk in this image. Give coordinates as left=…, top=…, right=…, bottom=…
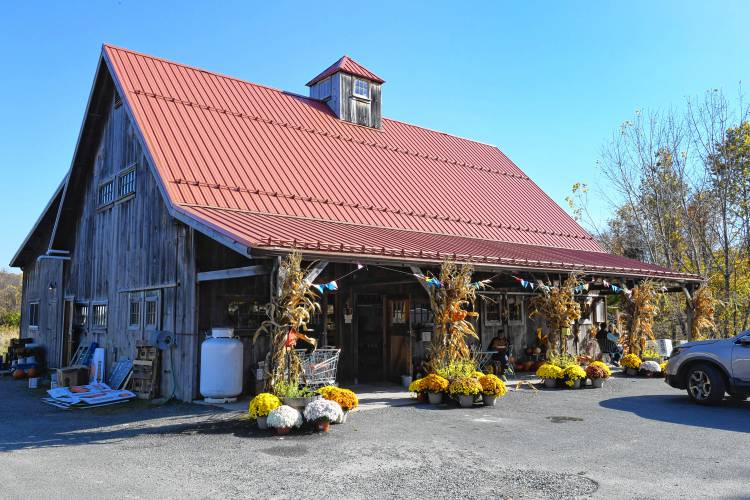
left=528, top=274, right=582, bottom=357
left=254, top=250, right=320, bottom=393
left=425, top=261, right=488, bottom=372
left=621, top=281, right=659, bottom=356
left=690, top=286, right=716, bottom=340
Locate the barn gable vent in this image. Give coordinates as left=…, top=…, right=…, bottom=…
left=306, top=56, right=384, bottom=129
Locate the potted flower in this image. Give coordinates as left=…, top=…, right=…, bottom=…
left=479, top=374, right=507, bottom=406
left=536, top=363, right=563, bottom=388
left=660, top=360, right=668, bottom=375
left=408, top=377, right=427, bottom=401
left=586, top=361, right=611, bottom=388
left=275, top=381, right=321, bottom=410
left=448, top=376, right=482, bottom=408
left=563, top=365, right=586, bottom=389
left=621, top=354, right=642, bottom=376
left=639, top=360, right=661, bottom=377
left=266, top=405, right=303, bottom=435
left=641, top=348, right=661, bottom=363
left=318, top=386, right=358, bottom=423
left=422, top=373, right=449, bottom=404
left=248, top=393, right=282, bottom=430
left=303, top=398, right=343, bottom=433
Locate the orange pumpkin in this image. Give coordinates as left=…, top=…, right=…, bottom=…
left=12, top=369, right=25, bottom=380
left=26, top=367, right=39, bottom=378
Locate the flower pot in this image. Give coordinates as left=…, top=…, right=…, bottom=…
left=482, top=395, right=497, bottom=407
left=275, top=427, right=291, bottom=435
left=428, top=392, right=443, bottom=405
left=282, top=394, right=321, bottom=410
left=339, top=411, right=349, bottom=423
left=314, top=421, right=330, bottom=433
left=626, top=368, right=638, bottom=377
left=401, top=374, right=413, bottom=389
left=457, top=394, right=475, bottom=408
left=417, top=392, right=427, bottom=402
left=592, top=378, right=605, bottom=388
left=256, top=416, right=268, bottom=430
left=544, top=378, right=557, bottom=389
left=570, top=379, right=581, bottom=389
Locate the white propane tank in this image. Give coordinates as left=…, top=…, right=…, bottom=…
left=200, top=328, right=244, bottom=403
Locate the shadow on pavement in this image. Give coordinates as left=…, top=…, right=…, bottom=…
left=600, top=394, right=750, bottom=432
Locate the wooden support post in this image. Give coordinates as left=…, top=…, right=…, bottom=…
left=682, top=285, right=694, bottom=342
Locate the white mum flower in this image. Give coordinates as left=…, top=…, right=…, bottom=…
left=303, top=399, right=343, bottom=423
left=640, top=360, right=661, bottom=373
left=266, top=405, right=303, bottom=429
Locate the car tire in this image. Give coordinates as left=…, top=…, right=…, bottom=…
left=728, top=391, right=749, bottom=401
left=685, top=363, right=726, bottom=405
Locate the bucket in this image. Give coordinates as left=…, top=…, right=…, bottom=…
left=401, top=374, right=412, bottom=389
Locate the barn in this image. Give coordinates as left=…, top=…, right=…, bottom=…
left=10, top=45, right=701, bottom=401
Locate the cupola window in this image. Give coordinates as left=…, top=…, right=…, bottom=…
left=353, top=78, right=369, bottom=99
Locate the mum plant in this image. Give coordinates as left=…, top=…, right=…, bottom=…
left=422, top=373, right=449, bottom=393
left=563, top=365, right=586, bottom=387
left=318, top=386, right=358, bottom=412
left=586, top=361, right=611, bottom=379
left=304, top=398, right=343, bottom=425
left=266, top=405, right=303, bottom=429
left=248, top=393, right=282, bottom=418
left=640, top=360, right=661, bottom=374
left=536, top=363, right=563, bottom=380
left=660, top=361, right=668, bottom=373
left=479, top=374, right=507, bottom=397
left=621, top=353, right=642, bottom=370
left=408, top=377, right=425, bottom=394
left=448, top=376, right=482, bottom=396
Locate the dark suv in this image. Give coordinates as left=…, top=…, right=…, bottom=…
left=665, top=330, right=750, bottom=405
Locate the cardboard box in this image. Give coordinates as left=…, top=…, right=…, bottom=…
left=56, top=366, right=89, bottom=388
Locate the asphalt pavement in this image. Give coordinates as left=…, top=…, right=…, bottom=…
left=0, top=375, right=748, bottom=499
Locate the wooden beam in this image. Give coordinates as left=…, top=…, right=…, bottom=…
left=304, top=261, right=329, bottom=282
left=197, top=265, right=269, bottom=283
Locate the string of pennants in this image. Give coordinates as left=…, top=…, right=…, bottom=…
left=308, top=264, right=364, bottom=293
left=412, top=273, right=492, bottom=290
left=512, top=276, right=635, bottom=296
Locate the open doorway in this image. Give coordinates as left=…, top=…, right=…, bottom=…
left=356, top=294, right=383, bottom=382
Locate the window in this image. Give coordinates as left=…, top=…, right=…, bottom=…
left=118, top=168, right=136, bottom=198
left=29, top=302, right=39, bottom=328
left=353, top=78, right=369, bottom=98
left=507, top=295, right=525, bottom=326
left=145, top=290, right=161, bottom=330
left=128, top=294, right=141, bottom=329
left=74, top=303, right=88, bottom=327
left=92, top=303, right=108, bottom=328
left=98, top=180, right=114, bottom=206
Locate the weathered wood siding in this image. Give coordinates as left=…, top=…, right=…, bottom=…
left=19, top=257, right=65, bottom=366
left=51, top=95, right=198, bottom=401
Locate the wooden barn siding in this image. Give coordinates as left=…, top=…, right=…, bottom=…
left=60, top=96, right=198, bottom=401
left=19, top=257, right=64, bottom=366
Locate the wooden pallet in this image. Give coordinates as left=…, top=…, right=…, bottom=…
left=130, top=345, right=160, bottom=400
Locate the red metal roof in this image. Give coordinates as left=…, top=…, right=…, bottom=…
left=306, top=55, right=385, bottom=86
left=102, top=45, right=699, bottom=281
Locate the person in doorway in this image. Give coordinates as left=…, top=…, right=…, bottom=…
left=488, top=334, right=510, bottom=376
left=606, top=324, right=624, bottom=365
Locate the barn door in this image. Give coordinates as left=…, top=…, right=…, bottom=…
left=386, top=297, right=411, bottom=381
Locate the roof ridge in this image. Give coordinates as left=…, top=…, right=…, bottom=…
left=181, top=203, right=600, bottom=249
left=133, top=89, right=529, bottom=180
left=104, top=44, right=521, bottom=165
left=172, top=179, right=590, bottom=240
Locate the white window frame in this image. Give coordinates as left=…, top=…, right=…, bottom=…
left=92, top=301, right=108, bottom=330
left=128, top=293, right=142, bottom=331
left=117, top=166, right=136, bottom=199
left=353, top=78, right=370, bottom=99
left=144, top=290, right=161, bottom=331
left=29, top=302, right=40, bottom=329
left=507, top=295, right=526, bottom=326
left=98, top=179, right=115, bottom=207
left=74, top=302, right=89, bottom=328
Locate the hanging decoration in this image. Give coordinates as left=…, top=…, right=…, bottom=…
left=309, top=263, right=366, bottom=293
left=621, top=281, right=659, bottom=356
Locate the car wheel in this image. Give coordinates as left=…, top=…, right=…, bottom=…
left=686, top=364, right=726, bottom=405
left=728, top=391, right=749, bottom=401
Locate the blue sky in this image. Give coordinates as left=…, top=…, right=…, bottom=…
left=1, top=1, right=749, bottom=271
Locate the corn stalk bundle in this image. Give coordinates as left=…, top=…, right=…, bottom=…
left=528, top=274, right=582, bottom=357
left=253, top=250, right=320, bottom=393
left=621, top=281, right=659, bottom=356
left=426, top=261, right=488, bottom=373
left=690, top=286, right=716, bottom=340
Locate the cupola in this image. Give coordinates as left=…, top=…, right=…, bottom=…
left=307, top=55, right=384, bottom=129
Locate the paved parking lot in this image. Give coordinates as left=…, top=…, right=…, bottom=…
left=0, top=376, right=748, bottom=499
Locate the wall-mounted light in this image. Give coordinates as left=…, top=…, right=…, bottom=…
left=48, top=281, right=57, bottom=292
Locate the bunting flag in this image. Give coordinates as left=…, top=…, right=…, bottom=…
left=413, top=273, right=443, bottom=288
left=311, top=280, right=339, bottom=293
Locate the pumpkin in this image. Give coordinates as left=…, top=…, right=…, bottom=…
left=12, top=369, right=25, bottom=379
left=26, top=367, right=39, bottom=378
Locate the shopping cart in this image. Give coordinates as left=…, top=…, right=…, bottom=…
left=295, top=348, right=341, bottom=387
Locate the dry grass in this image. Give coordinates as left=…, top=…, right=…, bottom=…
left=1, top=326, right=18, bottom=356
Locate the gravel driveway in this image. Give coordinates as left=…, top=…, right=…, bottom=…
left=0, top=376, right=748, bottom=499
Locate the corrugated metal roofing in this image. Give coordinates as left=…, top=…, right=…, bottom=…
left=306, top=55, right=385, bottom=86
left=102, top=45, right=699, bottom=281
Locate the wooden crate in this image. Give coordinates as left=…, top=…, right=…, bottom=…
left=131, top=345, right=160, bottom=400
